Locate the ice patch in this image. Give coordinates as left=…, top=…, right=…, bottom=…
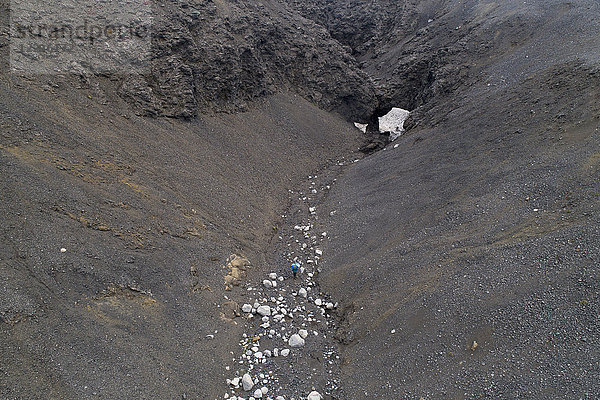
left=379, top=108, right=410, bottom=141
left=353, top=122, right=368, bottom=133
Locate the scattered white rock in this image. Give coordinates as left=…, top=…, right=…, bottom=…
left=242, top=304, right=253, bottom=313
left=263, top=280, right=273, bottom=288
left=242, top=373, right=254, bottom=391
left=231, top=377, right=240, bottom=386
left=257, top=306, right=271, bottom=316
left=280, top=349, right=290, bottom=357
left=315, top=249, right=322, bottom=256
left=253, top=388, right=263, bottom=398
left=60, top=248, right=67, bottom=253
left=298, top=329, right=309, bottom=339
left=269, top=273, right=278, bottom=280
left=289, top=334, right=305, bottom=348
left=314, top=298, right=323, bottom=306
left=308, top=391, right=322, bottom=400
left=298, top=288, right=307, bottom=298
left=326, top=302, right=334, bottom=310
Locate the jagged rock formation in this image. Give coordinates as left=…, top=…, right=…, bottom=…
left=116, top=0, right=378, bottom=121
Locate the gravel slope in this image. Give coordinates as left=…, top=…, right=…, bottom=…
left=315, top=2, right=600, bottom=397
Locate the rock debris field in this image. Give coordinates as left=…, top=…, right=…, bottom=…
left=221, top=158, right=359, bottom=400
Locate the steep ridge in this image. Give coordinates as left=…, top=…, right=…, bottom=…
left=311, top=1, right=600, bottom=398
left=0, top=74, right=366, bottom=397
left=0, top=0, right=379, bottom=392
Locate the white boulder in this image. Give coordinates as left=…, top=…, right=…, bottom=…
left=289, top=334, right=305, bottom=348
left=242, top=373, right=254, bottom=391
left=242, top=304, right=253, bottom=313
left=308, top=391, right=322, bottom=400
left=256, top=305, right=271, bottom=316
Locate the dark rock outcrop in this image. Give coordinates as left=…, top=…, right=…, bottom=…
left=117, top=0, right=378, bottom=121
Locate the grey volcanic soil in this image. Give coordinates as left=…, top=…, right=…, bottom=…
left=313, top=1, right=600, bottom=399
left=1, top=0, right=600, bottom=399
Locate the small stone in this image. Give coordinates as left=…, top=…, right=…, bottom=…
left=308, top=391, right=322, bottom=400
left=298, top=329, right=309, bottom=339
left=269, top=273, right=277, bottom=280
left=242, top=304, right=253, bottom=313
left=315, top=249, right=322, bottom=256
left=280, top=349, right=290, bottom=356
left=242, top=373, right=254, bottom=391
left=298, top=288, right=307, bottom=298
left=263, top=280, right=273, bottom=288
left=257, top=306, right=271, bottom=316
left=326, top=302, right=334, bottom=310
left=231, top=377, right=240, bottom=386
left=289, top=334, right=305, bottom=348
left=260, top=387, right=268, bottom=395
left=60, top=248, right=67, bottom=253
left=315, top=299, right=322, bottom=306
left=253, top=388, right=263, bottom=398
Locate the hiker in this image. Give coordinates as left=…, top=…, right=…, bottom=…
left=291, top=262, right=300, bottom=279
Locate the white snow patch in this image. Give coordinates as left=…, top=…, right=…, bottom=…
left=354, top=122, right=368, bottom=133
left=379, top=107, right=410, bottom=141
